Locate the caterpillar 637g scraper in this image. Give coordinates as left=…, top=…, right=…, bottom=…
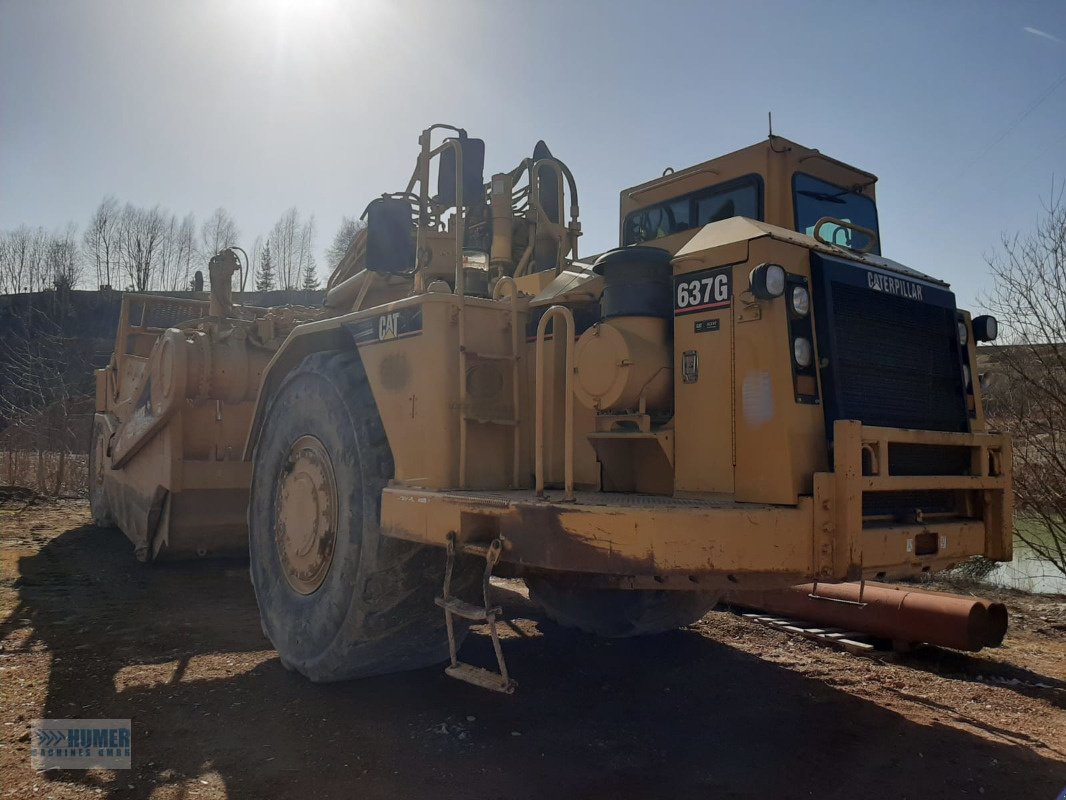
left=92, top=125, right=1012, bottom=692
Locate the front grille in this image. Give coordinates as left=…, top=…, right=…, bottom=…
left=863, top=490, right=957, bottom=517
left=889, top=443, right=971, bottom=476
left=813, top=257, right=968, bottom=434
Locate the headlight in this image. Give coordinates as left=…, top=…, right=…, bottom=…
left=962, top=363, right=971, bottom=387
left=973, top=315, right=998, bottom=342
left=791, top=286, right=810, bottom=316
left=749, top=263, right=786, bottom=299
left=794, top=337, right=813, bottom=367
left=957, top=320, right=968, bottom=346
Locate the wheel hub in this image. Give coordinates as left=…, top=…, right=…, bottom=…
left=275, top=435, right=338, bottom=595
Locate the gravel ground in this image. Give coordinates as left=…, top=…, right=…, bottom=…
left=1, top=498, right=1064, bottom=800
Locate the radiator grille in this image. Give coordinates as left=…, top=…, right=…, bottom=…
left=820, top=282, right=968, bottom=433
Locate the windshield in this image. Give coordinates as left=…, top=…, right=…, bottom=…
left=623, top=174, right=762, bottom=245
left=793, top=173, right=880, bottom=254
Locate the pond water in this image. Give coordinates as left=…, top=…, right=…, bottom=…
left=983, top=523, right=1066, bottom=595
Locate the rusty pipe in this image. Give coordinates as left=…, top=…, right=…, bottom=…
left=725, top=581, right=1007, bottom=652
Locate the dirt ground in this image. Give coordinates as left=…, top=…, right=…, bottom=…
left=1, top=498, right=1064, bottom=800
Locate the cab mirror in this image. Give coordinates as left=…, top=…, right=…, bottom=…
left=365, top=197, right=415, bottom=273
left=437, top=137, right=485, bottom=208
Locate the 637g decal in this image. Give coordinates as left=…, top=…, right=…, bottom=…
left=674, top=266, right=732, bottom=315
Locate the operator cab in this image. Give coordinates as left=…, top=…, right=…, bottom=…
left=619, top=136, right=880, bottom=255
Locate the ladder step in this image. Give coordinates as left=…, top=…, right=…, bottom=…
left=435, top=597, right=501, bottom=621
left=445, top=663, right=516, bottom=694
left=463, top=350, right=518, bottom=361
left=463, top=416, right=519, bottom=426
left=460, top=542, right=492, bottom=557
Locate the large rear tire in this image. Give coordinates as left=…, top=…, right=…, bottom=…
left=248, top=350, right=478, bottom=682
left=527, top=578, right=720, bottom=638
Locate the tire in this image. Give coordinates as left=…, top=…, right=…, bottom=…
left=248, top=350, right=479, bottom=682
left=527, top=578, right=720, bottom=638
left=89, top=415, right=116, bottom=528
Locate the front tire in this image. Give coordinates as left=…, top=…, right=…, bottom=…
left=527, top=578, right=720, bottom=638
left=248, top=350, right=478, bottom=682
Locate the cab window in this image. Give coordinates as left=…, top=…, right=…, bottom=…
left=793, top=173, right=880, bottom=254
left=623, top=174, right=762, bottom=245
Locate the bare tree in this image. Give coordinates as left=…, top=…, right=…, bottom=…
left=28, top=228, right=50, bottom=293
left=45, top=223, right=80, bottom=289
left=325, top=216, right=364, bottom=274
left=83, top=196, right=120, bottom=289
left=268, top=208, right=299, bottom=290
left=0, top=226, right=83, bottom=293
left=173, top=213, right=197, bottom=291
left=248, top=235, right=264, bottom=290
left=0, top=294, right=92, bottom=495
left=0, top=233, right=8, bottom=294
left=200, top=207, right=240, bottom=261
left=0, top=228, right=31, bottom=294
left=268, top=208, right=316, bottom=290
left=982, top=184, right=1066, bottom=577
left=0, top=226, right=48, bottom=293
left=154, top=213, right=178, bottom=291
left=297, top=213, right=316, bottom=289
left=118, top=204, right=167, bottom=291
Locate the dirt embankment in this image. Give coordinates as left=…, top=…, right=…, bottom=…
left=1, top=499, right=1064, bottom=800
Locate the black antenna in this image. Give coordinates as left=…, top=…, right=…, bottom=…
left=768, top=112, right=789, bottom=153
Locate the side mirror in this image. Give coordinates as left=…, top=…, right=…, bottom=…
left=437, top=137, right=485, bottom=208
left=365, top=197, right=415, bottom=273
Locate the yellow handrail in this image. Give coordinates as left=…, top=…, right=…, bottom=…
left=534, top=305, right=575, bottom=501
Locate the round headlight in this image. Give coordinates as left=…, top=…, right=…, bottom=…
left=794, top=337, right=813, bottom=368
left=791, top=286, right=810, bottom=316
left=957, top=320, right=968, bottom=346
left=749, top=263, right=786, bottom=300
left=973, top=315, right=998, bottom=342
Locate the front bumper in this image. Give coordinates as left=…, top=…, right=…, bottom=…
left=379, top=420, right=1012, bottom=588
left=816, top=420, right=1012, bottom=581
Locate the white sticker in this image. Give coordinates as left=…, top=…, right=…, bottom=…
left=742, top=371, right=774, bottom=426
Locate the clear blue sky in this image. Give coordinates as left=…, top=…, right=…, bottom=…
left=1, top=0, right=1064, bottom=309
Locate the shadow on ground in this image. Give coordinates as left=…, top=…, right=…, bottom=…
left=3, top=522, right=1065, bottom=800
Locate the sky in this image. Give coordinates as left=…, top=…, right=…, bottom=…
left=1, top=0, right=1064, bottom=309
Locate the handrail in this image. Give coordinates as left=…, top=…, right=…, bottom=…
left=625, top=166, right=720, bottom=200
left=415, top=136, right=465, bottom=295
left=534, top=305, right=575, bottom=501
left=430, top=138, right=470, bottom=486
left=493, top=276, right=522, bottom=488
left=530, top=158, right=581, bottom=265
left=811, top=216, right=878, bottom=254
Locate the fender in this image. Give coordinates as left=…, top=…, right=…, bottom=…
left=241, top=319, right=353, bottom=460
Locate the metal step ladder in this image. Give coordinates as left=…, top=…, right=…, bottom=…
left=435, top=533, right=516, bottom=693
left=457, top=277, right=523, bottom=489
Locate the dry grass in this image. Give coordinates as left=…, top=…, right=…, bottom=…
left=0, top=450, right=87, bottom=497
